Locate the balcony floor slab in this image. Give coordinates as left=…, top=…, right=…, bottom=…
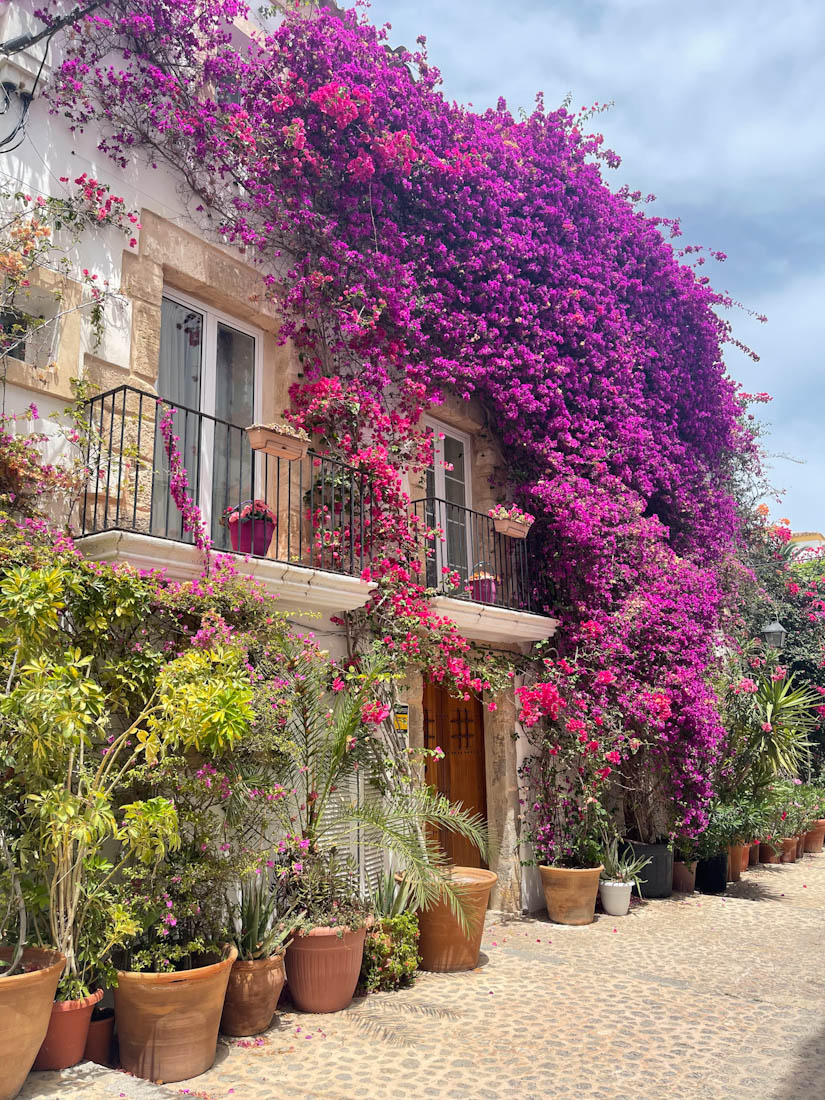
left=77, top=530, right=376, bottom=615
left=429, top=595, right=559, bottom=645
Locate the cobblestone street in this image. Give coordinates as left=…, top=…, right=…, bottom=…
left=20, top=854, right=825, bottom=1100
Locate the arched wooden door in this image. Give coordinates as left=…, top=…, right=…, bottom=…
left=422, top=680, right=488, bottom=869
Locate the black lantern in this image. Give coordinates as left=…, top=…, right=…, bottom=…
left=761, top=619, right=788, bottom=650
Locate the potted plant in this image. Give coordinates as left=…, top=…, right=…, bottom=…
left=672, top=837, right=699, bottom=894
left=243, top=637, right=487, bottom=999
left=113, top=878, right=238, bottom=1084
left=695, top=806, right=735, bottom=894
left=598, top=834, right=651, bottom=917
left=358, top=872, right=420, bottom=994
left=468, top=563, right=497, bottom=604
left=488, top=503, right=534, bottom=539
left=803, top=785, right=825, bottom=853
left=223, top=499, right=277, bottom=556
left=246, top=420, right=310, bottom=461
left=220, top=871, right=301, bottom=1037
left=0, top=827, right=66, bottom=1100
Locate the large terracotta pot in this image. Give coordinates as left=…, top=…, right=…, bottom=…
left=83, top=1007, right=115, bottom=1067
left=221, top=953, right=285, bottom=1036
left=0, top=948, right=65, bottom=1100
left=672, top=860, right=697, bottom=894
left=759, top=842, right=780, bottom=864
left=539, top=865, right=602, bottom=926
left=418, top=867, right=497, bottom=972
left=286, top=927, right=366, bottom=1012
left=748, top=841, right=760, bottom=866
left=33, top=986, right=103, bottom=1071
left=727, top=844, right=746, bottom=883
left=796, top=835, right=805, bottom=859
left=739, top=845, right=750, bottom=872
left=804, top=820, right=825, bottom=853
left=114, top=945, right=237, bottom=1083
left=780, top=837, right=798, bottom=864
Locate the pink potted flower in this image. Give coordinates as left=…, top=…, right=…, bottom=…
left=469, top=564, right=497, bottom=604
left=488, top=503, right=535, bottom=539
left=223, top=499, right=277, bottom=556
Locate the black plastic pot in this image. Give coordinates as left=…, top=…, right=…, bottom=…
left=696, top=852, right=728, bottom=895
left=626, top=841, right=673, bottom=899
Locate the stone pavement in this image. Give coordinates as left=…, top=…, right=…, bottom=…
left=20, top=854, right=825, bottom=1100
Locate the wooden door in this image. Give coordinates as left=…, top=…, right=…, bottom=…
left=422, top=680, right=488, bottom=868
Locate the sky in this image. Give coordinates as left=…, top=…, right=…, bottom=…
left=354, top=0, right=825, bottom=531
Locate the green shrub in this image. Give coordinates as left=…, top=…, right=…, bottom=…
left=359, top=912, right=420, bottom=994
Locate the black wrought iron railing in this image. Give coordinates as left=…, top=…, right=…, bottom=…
left=410, top=497, right=533, bottom=612
left=78, top=385, right=375, bottom=577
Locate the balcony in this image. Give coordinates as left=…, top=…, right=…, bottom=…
left=410, top=498, right=557, bottom=643
left=76, top=385, right=376, bottom=612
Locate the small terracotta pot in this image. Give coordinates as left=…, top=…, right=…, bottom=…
left=672, top=860, right=697, bottom=894
left=83, top=1007, right=115, bottom=1067
left=286, top=927, right=366, bottom=1012
left=727, top=844, right=746, bottom=883
left=804, top=821, right=825, bottom=854
left=759, top=842, right=780, bottom=864
left=739, top=845, right=750, bottom=872
left=796, top=835, right=805, bottom=859
left=780, top=837, right=798, bottom=863
left=418, top=867, right=497, bottom=972
left=0, top=948, right=65, bottom=1100
left=748, top=841, right=760, bottom=866
left=114, top=945, right=237, bottom=1083
left=221, top=953, right=285, bottom=1036
left=539, top=865, right=603, bottom=926
left=33, top=986, right=103, bottom=1071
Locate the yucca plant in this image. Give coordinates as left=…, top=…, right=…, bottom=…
left=229, top=872, right=302, bottom=961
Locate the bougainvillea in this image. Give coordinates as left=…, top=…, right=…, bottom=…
left=36, top=0, right=766, bottom=830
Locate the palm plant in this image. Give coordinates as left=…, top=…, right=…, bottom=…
left=255, top=636, right=488, bottom=927
left=724, top=667, right=819, bottom=793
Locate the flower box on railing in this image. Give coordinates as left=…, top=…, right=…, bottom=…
left=245, top=421, right=310, bottom=461
left=488, top=504, right=535, bottom=540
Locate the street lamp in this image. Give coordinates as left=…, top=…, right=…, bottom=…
left=761, top=620, right=788, bottom=650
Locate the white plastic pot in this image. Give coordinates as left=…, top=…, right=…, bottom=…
left=599, top=880, right=632, bottom=917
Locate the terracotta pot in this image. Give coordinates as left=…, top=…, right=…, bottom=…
left=780, top=837, right=798, bottom=863
left=796, top=835, right=805, bottom=859
left=539, top=865, right=602, bottom=926
left=759, top=842, right=780, bottom=864
left=672, top=860, right=697, bottom=894
left=804, top=821, right=825, bottom=854
left=114, top=945, right=237, bottom=1083
left=418, top=867, right=497, bottom=972
left=492, top=516, right=531, bottom=539
left=727, top=844, right=745, bottom=883
left=221, top=953, right=285, bottom=1036
left=286, top=927, right=366, bottom=1012
left=740, top=845, right=750, bottom=872
left=33, top=986, right=103, bottom=1071
left=83, top=1007, right=114, bottom=1067
left=245, top=424, right=309, bottom=461
left=748, top=841, right=760, bottom=866
left=0, top=948, right=65, bottom=1100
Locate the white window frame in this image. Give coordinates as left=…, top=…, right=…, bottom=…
left=160, top=287, right=264, bottom=530
left=423, top=416, right=473, bottom=509
left=423, top=416, right=473, bottom=582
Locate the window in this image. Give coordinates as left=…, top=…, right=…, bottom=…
left=152, top=290, right=262, bottom=547
left=424, top=419, right=472, bottom=586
